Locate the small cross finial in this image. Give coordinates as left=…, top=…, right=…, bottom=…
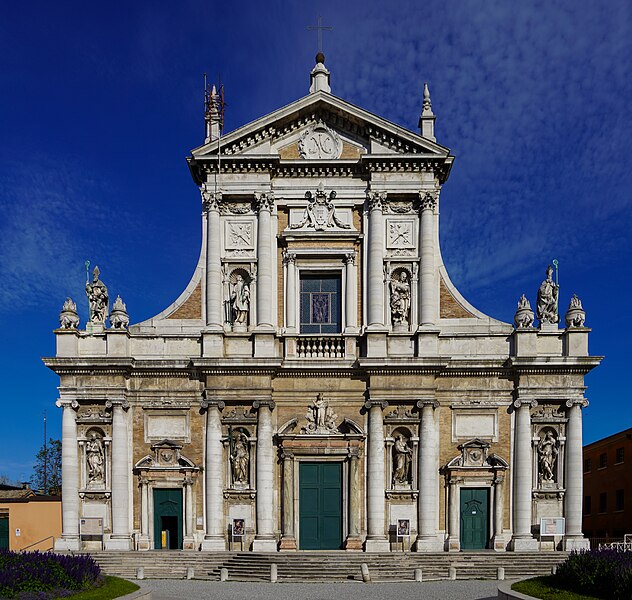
left=307, top=16, right=333, bottom=55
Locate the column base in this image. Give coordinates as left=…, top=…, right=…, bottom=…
left=447, top=536, right=460, bottom=552
left=492, top=535, right=508, bottom=551
left=254, top=332, right=276, bottom=357
left=104, top=535, right=132, bottom=551
left=365, top=332, right=387, bottom=357
left=137, top=535, right=151, bottom=551
left=344, top=536, right=363, bottom=551
left=414, top=536, right=444, bottom=552
left=252, top=537, right=278, bottom=552
left=279, top=537, right=297, bottom=550
left=202, top=332, right=224, bottom=357
left=510, top=536, right=539, bottom=551
left=564, top=536, right=590, bottom=551
left=183, top=536, right=196, bottom=550
left=201, top=536, right=226, bottom=551
left=364, top=538, right=390, bottom=552
left=54, top=536, right=80, bottom=552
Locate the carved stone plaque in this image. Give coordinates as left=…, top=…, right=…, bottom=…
left=387, top=220, right=415, bottom=249
left=225, top=221, right=254, bottom=250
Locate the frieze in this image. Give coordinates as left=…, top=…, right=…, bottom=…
left=142, top=399, right=191, bottom=410
left=224, top=489, right=256, bottom=500
left=384, top=406, right=417, bottom=422
left=219, top=201, right=255, bottom=215
left=222, top=407, right=257, bottom=423
left=531, top=404, right=568, bottom=422
left=79, top=491, right=111, bottom=500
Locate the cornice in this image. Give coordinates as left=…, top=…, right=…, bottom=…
left=507, top=356, right=603, bottom=375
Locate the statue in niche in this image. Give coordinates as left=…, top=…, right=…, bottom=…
left=390, top=271, right=411, bottom=327
left=59, top=298, right=80, bottom=329
left=230, top=274, right=250, bottom=327
left=536, top=265, right=559, bottom=324
left=303, top=393, right=338, bottom=434
left=86, top=432, right=105, bottom=485
left=537, top=430, right=558, bottom=484
left=86, top=266, right=109, bottom=324
left=231, top=432, right=249, bottom=485
left=392, top=434, right=412, bottom=485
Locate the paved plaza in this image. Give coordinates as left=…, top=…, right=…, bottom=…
left=135, top=579, right=499, bottom=600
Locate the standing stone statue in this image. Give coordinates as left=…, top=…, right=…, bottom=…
left=86, top=266, right=109, bottom=325
left=536, top=265, right=559, bottom=325
left=59, top=298, right=80, bottom=329
left=537, top=430, right=558, bottom=484
left=231, top=432, right=249, bottom=485
left=390, top=271, right=411, bottom=328
left=392, top=434, right=412, bottom=485
left=303, top=393, right=338, bottom=434
left=231, top=275, right=250, bottom=327
left=86, top=432, right=105, bottom=485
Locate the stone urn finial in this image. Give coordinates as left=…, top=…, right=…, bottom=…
left=109, top=295, right=129, bottom=330
left=565, top=294, right=586, bottom=328
left=514, top=294, right=534, bottom=329
left=59, top=297, right=80, bottom=329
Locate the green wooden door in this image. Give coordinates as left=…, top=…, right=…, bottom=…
left=460, top=487, right=489, bottom=550
left=299, top=462, right=342, bottom=550
left=0, top=516, right=8, bottom=550
left=153, top=489, right=183, bottom=550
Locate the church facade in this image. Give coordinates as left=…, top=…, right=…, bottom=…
left=45, top=56, right=600, bottom=553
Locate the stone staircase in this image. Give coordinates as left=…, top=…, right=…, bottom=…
left=88, top=551, right=568, bottom=582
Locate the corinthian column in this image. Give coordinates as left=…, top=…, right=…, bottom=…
left=279, top=450, right=296, bottom=550
left=202, top=184, right=222, bottom=329
left=364, top=399, right=390, bottom=551
left=419, top=191, right=437, bottom=327
left=201, top=397, right=225, bottom=550
left=416, top=399, right=441, bottom=551
left=105, top=398, right=131, bottom=550
left=54, top=399, right=80, bottom=551
left=255, top=193, right=275, bottom=329
left=564, top=398, right=590, bottom=550
left=252, top=398, right=277, bottom=551
left=367, top=192, right=386, bottom=327
left=510, top=399, right=538, bottom=551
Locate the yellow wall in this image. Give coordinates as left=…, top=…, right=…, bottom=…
left=0, top=500, right=61, bottom=551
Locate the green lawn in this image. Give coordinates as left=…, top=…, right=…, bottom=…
left=58, top=576, right=139, bottom=600
left=512, top=576, right=602, bottom=600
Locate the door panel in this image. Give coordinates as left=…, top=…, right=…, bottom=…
left=153, top=489, right=183, bottom=550
left=460, top=487, right=489, bottom=550
left=299, top=462, right=342, bottom=550
left=0, top=516, right=8, bottom=550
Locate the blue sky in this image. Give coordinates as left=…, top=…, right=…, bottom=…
left=0, top=0, right=630, bottom=482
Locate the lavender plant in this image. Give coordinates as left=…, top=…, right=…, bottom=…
left=0, top=550, right=102, bottom=599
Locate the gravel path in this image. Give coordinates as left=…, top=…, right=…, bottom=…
left=134, top=579, right=500, bottom=600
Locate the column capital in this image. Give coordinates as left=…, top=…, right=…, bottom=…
left=201, top=397, right=225, bottom=412
left=367, top=190, right=386, bottom=212
left=254, top=192, right=275, bottom=212
left=56, top=398, right=79, bottom=410
left=282, top=250, right=296, bottom=265
left=201, top=184, right=221, bottom=212
left=364, top=399, right=388, bottom=410
left=565, top=398, right=589, bottom=409
left=105, top=398, right=129, bottom=411
left=416, top=398, right=439, bottom=410
left=253, top=398, right=276, bottom=410
left=281, top=450, right=294, bottom=461
left=344, top=251, right=356, bottom=265
left=512, top=398, right=538, bottom=410
left=418, top=191, right=437, bottom=212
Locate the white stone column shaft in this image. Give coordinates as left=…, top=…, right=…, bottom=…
left=140, top=478, right=149, bottom=536
left=511, top=400, right=537, bottom=550
left=107, top=400, right=131, bottom=549
left=448, top=479, right=460, bottom=550
left=364, top=400, right=389, bottom=551
left=565, top=400, right=587, bottom=539
left=284, top=252, right=297, bottom=331
left=202, top=188, right=222, bottom=328
left=256, top=194, right=274, bottom=328
left=417, top=400, right=439, bottom=550
left=202, top=400, right=225, bottom=550
left=253, top=399, right=277, bottom=551
left=367, top=193, right=385, bottom=327
left=345, top=252, right=357, bottom=330
left=349, top=452, right=361, bottom=538
left=419, top=192, right=437, bottom=326
left=185, top=480, right=194, bottom=538
left=55, top=400, right=80, bottom=551
left=493, top=476, right=505, bottom=551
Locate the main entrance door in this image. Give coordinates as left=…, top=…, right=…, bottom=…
left=153, top=489, right=183, bottom=550
left=460, top=487, right=489, bottom=550
left=299, top=462, right=342, bottom=549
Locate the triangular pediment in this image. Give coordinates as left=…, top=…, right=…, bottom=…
left=191, top=91, right=450, bottom=161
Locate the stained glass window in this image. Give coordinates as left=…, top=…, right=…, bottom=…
left=300, top=273, right=341, bottom=334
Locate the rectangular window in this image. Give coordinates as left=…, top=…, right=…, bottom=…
left=615, top=489, right=624, bottom=512
left=583, top=496, right=591, bottom=516
left=584, top=458, right=592, bottom=473
left=300, top=273, right=342, bottom=334
left=615, top=447, right=624, bottom=464
left=599, top=492, right=607, bottom=514
left=599, top=453, right=607, bottom=469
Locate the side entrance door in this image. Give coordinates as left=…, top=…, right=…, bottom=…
left=460, top=487, right=489, bottom=550
left=0, top=515, right=8, bottom=550
left=299, top=462, right=342, bottom=550
left=153, top=489, right=183, bottom=550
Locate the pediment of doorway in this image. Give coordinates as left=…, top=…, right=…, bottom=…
left=134, top=439, right=199, bottom=472
left=445, top=438, right=509, bottom=470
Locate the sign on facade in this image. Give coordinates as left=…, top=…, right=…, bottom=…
left=540, top=517, right=565, bottom=536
